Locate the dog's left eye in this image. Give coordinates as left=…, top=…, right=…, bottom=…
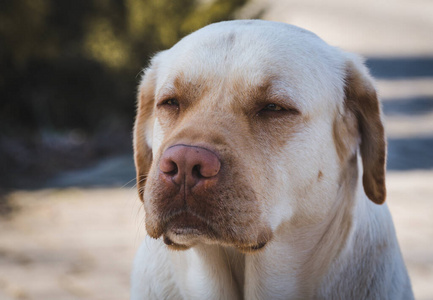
left=162, top=98, right=179, bottom=106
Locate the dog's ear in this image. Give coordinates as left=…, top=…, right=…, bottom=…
left=344, top=58, right=386, bottom=205
left=133, top=66, right=157, bottom=201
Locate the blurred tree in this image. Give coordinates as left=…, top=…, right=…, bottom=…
left=0, top=0, right=248, bottom=135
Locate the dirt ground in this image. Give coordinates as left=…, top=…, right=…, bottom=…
left=1, top=0, right=432, bottom=299
left=0, top=170, right=433, bottom=300
left=0, top=187, right=142, bottom=300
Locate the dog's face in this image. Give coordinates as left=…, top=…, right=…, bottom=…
left=134, top=21, right=386, bottom=252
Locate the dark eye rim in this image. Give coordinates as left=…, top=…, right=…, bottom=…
left=161, top=98, right=179, bottom=106
left=262, top=103, right=283, bottom=111
left=159, top=98, right=179, bottom=106
left=256, top=102, right=300, bottom=116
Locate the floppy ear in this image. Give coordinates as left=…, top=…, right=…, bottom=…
left=133, top=67, right=156, bottom=201
left=344, top=58, right=387, bottom=204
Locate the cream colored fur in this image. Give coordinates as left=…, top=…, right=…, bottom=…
left=131, top=20, right=413, bottom=299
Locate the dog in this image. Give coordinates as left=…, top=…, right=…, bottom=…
left=131, top=20, right=413, bottom=299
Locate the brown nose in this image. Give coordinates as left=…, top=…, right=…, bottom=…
left=159, top=144, right=221, bottom=187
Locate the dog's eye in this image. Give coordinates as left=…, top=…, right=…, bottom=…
left=162, top=98, right=179, bottom=106
left=263, top=103, right=283, bottom=111
left=257, top=103, right=300, bottom=117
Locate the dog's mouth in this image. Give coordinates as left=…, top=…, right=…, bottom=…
left=161, top=211, right=218, bottom=250
left=159, top=210, right=271, bottom=252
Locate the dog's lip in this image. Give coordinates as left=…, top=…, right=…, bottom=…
left=162, top=211, right=217, bottom=248
left=159, top=211, right=273, bottom=252
left=235, top=241, right=268, bottom=253
left=171, top=226, right=202, bottom=236
left=163, top=211, right=215, bottom=236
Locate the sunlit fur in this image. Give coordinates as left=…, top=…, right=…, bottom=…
left=131, top=20, right=413, bottom=299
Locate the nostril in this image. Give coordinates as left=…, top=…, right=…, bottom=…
left=192, top=164, right=202, bottom=178
left=160, top=159, right=178, bottom=175
left=167, top=163, right=178, bottom=176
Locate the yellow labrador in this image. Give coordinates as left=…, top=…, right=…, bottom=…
left=131, top=20, right=413, bottom=299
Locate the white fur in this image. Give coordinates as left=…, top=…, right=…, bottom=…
left=151, top=117, right=164, bottom=159
left=131, top=20, right=413, bottom=299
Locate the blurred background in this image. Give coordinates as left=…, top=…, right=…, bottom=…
left=0, top=0, right=248, bottom=190
left=0, top=0, right=432, bottom=299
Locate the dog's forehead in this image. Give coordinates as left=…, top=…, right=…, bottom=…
left=154, top=20, right=346, bottom=112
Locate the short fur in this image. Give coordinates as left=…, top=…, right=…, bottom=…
left=131, top=20, right=413, bottom=299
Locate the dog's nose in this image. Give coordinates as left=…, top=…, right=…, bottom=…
left=159, top=145, right=221, bottom=187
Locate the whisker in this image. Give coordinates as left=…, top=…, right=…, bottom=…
left=121, top=177, right=138, bottom=189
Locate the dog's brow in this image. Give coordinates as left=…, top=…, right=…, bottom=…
left=248, top=80, right=300, bottom=111
left=252, top=82, right=273, bottom=100
left=234, top=78, right=273, bottom=103
left=159, top=73, right=209, bottom=102
left=155, top=85, right=176, bottom=103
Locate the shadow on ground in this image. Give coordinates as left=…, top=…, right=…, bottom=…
left=388, top=137, right=433, bottom=171
left=366, top=57, right=433, bottom=79
left=382, top=96, right=433, bottom=116
left=44, top=154, right=137, bottom=189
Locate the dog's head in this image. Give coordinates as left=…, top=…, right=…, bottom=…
left=133, top=20, right=386, bottom=252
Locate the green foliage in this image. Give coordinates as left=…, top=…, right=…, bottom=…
left=0, top=0, right=248, bottom=134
